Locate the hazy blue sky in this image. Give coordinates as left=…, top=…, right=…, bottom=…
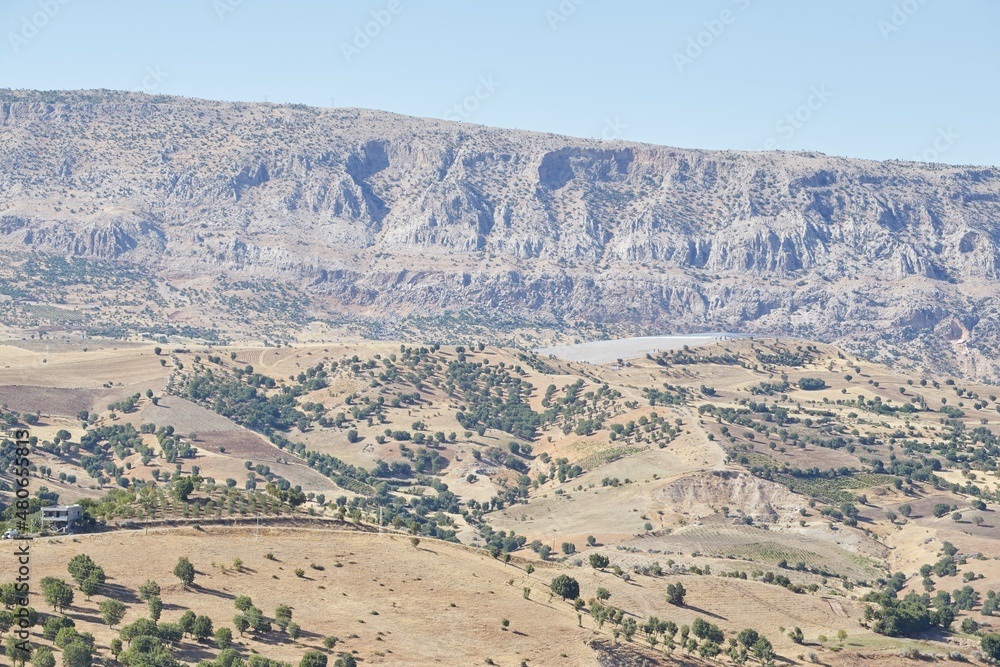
left=2, top=0, right=996, bottom=166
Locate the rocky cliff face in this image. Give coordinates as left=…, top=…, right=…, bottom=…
left=1, top=90, right=999, bottom=376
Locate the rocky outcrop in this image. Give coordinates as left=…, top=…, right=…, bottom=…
left=1, top=90, right=999, bottom=377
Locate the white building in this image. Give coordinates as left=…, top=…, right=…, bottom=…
left=41, top=504, right=82, bottom=532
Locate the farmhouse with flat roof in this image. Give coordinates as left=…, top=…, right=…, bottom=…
left=41, top=504, right=82, bottom=532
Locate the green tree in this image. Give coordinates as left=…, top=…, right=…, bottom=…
left=61, top=642, right=93, bottom=667
left=245, top=606, right=271, bottom=634
left=622, top=617, right=637, bottom=641
left=173, top=476, right=195, bottom=502
left=54, top=627, right=84, bottom=649
left=300, top=651, right=328, bottom=667
left=737, top=628, right=759, bottom=648
left=179, top=610, right=197, bottom=635
left=215, top=626, right=234, bottom=649
left=40, top=578, right=74, bottom=613
left=215, top=648, right=242, bottom=667
left=798, top=378, right=826, bottom=390
left=665, top=582, right=686, bottom=606
left=275, top=604, right=293, bottom=631
left=138, top=580, right=161, bottom=600
left=234, top=595, right=254, bottom=611
left=589, top=553, right=610, bottom=570
left=31, top=647, right=55, bottom=667
left=982, top=633, right=1000, bottom=660
left=79, top=574, right=102, bottom=601
left=192, top=615, right=213, bottom=641
left=751, top=636, right=775, bottom=663
left=148, top=594, right=163, bottom=621
left=98, top=599, right=127, bottom=628
left=67, top=555, right=103, bottom=588
left=174, top=556, right=195, bottom=588
left=119, top=617, right=158, bottom=645
left=233, top=614, right=250, bottom=636
left=6, top=635, right=32, bottom=667
left=550, top=575, right=580, bottom=601
left=333, top=654, right=356, bottom=667
left=699, top=641, right=722, bottom=659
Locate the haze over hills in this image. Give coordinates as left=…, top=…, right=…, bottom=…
left=1, top=90, right=999, bottom=378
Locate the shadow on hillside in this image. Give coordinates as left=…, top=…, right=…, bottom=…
left=68, top=611, right=105, bottom=626
left=102, top=582, right=140, bottom=604
left=678, top=604, right=726, bottom=621
left=173, top=640, right=220, bottom=664
left=194, top=585, right=236, bottom=600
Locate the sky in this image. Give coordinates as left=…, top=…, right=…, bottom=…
left=2, top=0, right=997, bottom=166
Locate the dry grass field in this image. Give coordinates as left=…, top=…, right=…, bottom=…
left=15, top=525, right=976, bottom=667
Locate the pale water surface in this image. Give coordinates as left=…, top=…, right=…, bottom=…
left=536, top=333, right=746, bottom=364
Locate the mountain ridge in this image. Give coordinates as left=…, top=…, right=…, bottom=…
left=1, top=89, right=999, bottom=378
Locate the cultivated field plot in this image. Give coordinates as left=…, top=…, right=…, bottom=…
left=615, top=523, right=886, bottom=582
left=0, top=343, right=168, bottom=390
left=141, top=395, right=243, bottom=434
left=0, top=384, right=101, bottom=416
left=748, top=441, right=864, bottom=471
left=194, top=430, right=340, bottom=493
left=774, top=473, right=899, bottom=504
left=1, top=337, right=146, bottom=353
